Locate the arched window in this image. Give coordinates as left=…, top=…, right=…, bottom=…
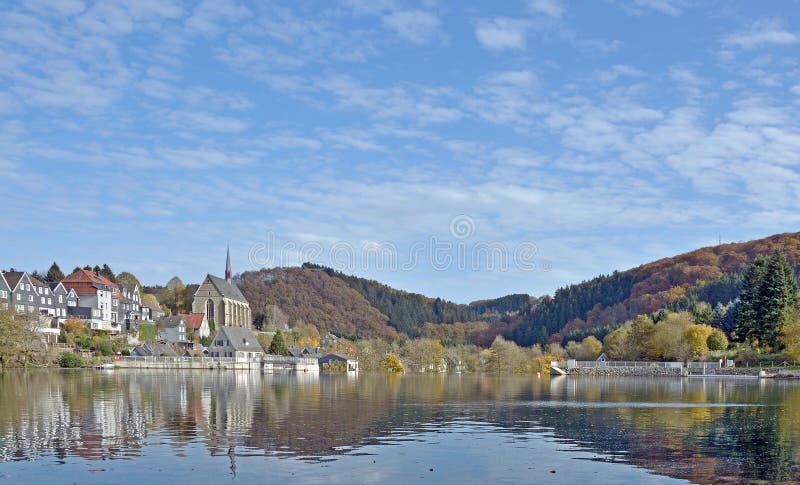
left=206, top=299, right=214, bottom=321
left=219, top=300, right=225, bottom=326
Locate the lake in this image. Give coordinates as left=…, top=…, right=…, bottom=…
left=0, top=370, right=798, bottom=484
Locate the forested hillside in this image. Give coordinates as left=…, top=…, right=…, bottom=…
left=237, top=268, right=398, bottom=340
left=302, top=263, right=533, bottom=336
left=507, top=232, right=800, bottom=346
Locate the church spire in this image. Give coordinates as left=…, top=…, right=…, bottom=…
left=225, top=244, right=232, bottom=281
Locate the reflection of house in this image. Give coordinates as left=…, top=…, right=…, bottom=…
left=179, top=313, right=211, bottom=338
left=207, top=326, right=264, bottom=362
left=192, top=247, right=251, bottom=328
left=157, top=316, right=188, bottom=346
left=318, top=353, right=359, bottom=372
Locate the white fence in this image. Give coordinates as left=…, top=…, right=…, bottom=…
left=557, top=360, right=722, bottom=370
left=121, top=356, right=238, bottom=364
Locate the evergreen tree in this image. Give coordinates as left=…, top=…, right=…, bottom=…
left=46, top=262, right=65, bottom=282
left=734, top=253, right=798, bottom=347
left=268, top=330, right=289, bottom=356
left=99, top=264, right=116, bottom=282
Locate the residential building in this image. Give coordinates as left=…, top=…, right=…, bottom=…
left=157, top=315, right=189, bottom=346
left=132, top=342, right=179, bottom=357
left=178, top=313, right=211, bottom=339
left=4, top=271, right=40, bottom=315
left=119, top=284, right=142, bottom=331
left=207, top=326, right=263, bottom=362
left=318, top=353, right=359, bottom=372
left=141, top=303, right=165, bottom=322
left=30, top=275, right=56, bottom=318
left=192, top=247, right=252, bottom=328
left=0, top=272, right=10, bottom=311
left=49, top=282, right=78, bottom=322
left=61, top=269, right=121, bottom=333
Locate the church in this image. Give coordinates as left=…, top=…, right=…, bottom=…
left=192, top=247, right=252, bottom=328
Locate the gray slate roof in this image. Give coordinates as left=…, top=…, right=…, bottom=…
left=216, top=326, right=263, bottom=352
left=207, top=275, right=248, bottom=303
left=159, top=315, right=186, bottom=328
left=2, top=271, right=25, bottom=290
left=133, top=342, right=178, bottom=357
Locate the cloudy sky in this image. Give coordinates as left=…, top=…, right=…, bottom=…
left=2, top=0, right=800, bottom=302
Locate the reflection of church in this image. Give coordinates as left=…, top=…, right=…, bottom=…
left=192, top=247, right=252, bottom=328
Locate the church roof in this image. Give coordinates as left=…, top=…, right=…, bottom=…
left=205, top=274, right=248, bottom=304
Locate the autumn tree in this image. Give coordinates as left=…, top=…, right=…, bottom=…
left=380, top=353, right=404, bottom=372
left=402, top=338, right=445, bottom=372
left=566, top=336, right=602, bottom=360
left=685, top=324, right=714, bottom=360
left=116, top=272, right=142, bottom=289
left=707, top=329, right=729, bottom=351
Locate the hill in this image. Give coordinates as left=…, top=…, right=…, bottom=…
left=507, top=232, right=800, bottom=346
left=237, top=267, right=398, bottom=340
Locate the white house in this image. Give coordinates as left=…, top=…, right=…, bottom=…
left=207, top=326, right=264, bottom=362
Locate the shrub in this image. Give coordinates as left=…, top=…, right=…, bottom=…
left=93, top=339, right=114, bottom=356
left=64, top=318, right=84, bottom=334
left=59, top=352, right=84, bottom=368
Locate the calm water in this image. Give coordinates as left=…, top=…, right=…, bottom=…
left=0, top=371, right=798, bottom=484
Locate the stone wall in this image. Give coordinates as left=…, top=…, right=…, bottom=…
left=566, top=366, right=683, bottom=377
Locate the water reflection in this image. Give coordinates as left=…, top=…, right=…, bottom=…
left=0, top=371, right=798, bottom=483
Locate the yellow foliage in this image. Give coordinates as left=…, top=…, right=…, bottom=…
left=685, top=324, right=714, bottom=360
left=781, top=318, right=800, bottom=362
left=380, top=353, right=404, bottom=372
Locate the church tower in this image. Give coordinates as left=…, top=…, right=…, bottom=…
left=225, top=244, right=232, bottom=282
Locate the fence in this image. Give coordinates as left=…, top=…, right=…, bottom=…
left=121, top=356, right=239, bottom=364
left=556, top=360, right=720, bottom=370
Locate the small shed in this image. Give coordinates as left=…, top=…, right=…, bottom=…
left=318, top=353, right=358, bottom=372
left=596, top=352, right=608, bottom=362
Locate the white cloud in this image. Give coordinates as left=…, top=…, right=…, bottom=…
left=475, top=18, right=529, bottom=51
left=596, top=64, right=646, bottom=83
left=185, top=0, right=249, bottom=36
left=617, top=0, right=686, bottom=16
left=669, top=66, right=702, bottom=85
left=381, top=10, right=441, bottom=44
left=723, top=19, right=798, bottom=50
left=529, top=0, right=564, bottom=18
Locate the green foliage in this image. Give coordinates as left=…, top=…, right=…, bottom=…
left=509, top=271, right=643, bottom=346
left=92, top=339, right=114, bottom=356
left=200, top=336, right=212, bottom=347
left=321, top=360, right=348, bottom=372
left=401, top=338, right=445, bottom=372
left=59, top=352, right=84, bottom=368
left=46, top=262, right=65, bottom=282
left=139, top=323, right=156, bottom=343
left=707, top=329, right=729, bottom=351
left=734, top=252, right=798, bottom=347
left=380, top=353, right=404, bottom=372
left=268, top=330, right=289, bottom=356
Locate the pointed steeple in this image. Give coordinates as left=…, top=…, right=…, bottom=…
left=225, top=244, right=232, bottom=282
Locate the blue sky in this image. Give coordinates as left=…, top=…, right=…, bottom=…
left=2, top=0, right=800, bottom=302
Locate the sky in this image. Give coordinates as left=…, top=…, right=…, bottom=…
left=2, top=0, right=800, bottom=303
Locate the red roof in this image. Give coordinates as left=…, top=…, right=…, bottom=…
left=178, top=313, right=206, bottom=330
left=62, top=269, right=120, bottom=297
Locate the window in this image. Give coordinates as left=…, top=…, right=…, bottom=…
left=28, top=295, right=33, bottom=302
left=16, top=294, right=21, bottom=301
left=40, top=297, right=45, bottom=304
left=26, top=284, right=30, bottom=291
left=59, top=295, right=63, bottom=303
left=47, top=298, right=52, bottom=305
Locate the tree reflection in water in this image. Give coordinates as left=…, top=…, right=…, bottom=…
left=0, top=371, right=798, bottom=483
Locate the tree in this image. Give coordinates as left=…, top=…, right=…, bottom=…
left=116, top=272, right=142, bottom=289
left=627, top=315, right=656, bottom=360
left=141, top=294, right=162, bottom=311
left=64, top=317, right=84, bottom=334
left=603, top=325, right=630, bottom=360
left=0, top=309, right=23, bottom=369
left=46, top=262, right=64, bottom=282
left=566, top=336, right=602, bottom=360
left=380, top=353, right=404, bottom=372
left=98, top=264, right=116, bottom=282
left=735, top=253, right=798, bottom=347
left=685, top=324, right=714, bottom=360
left=268, top=330, right=289, bottom=356
left=402, top=338, right=445, bottom=372
left=781, top=316, right=800, bottom=363
left=650, top=312, right=693, bottom=362
left=707, top=329, right=729, bottom=351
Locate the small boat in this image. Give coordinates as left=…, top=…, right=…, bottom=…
left=96, top=363, right=115, bottom=370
